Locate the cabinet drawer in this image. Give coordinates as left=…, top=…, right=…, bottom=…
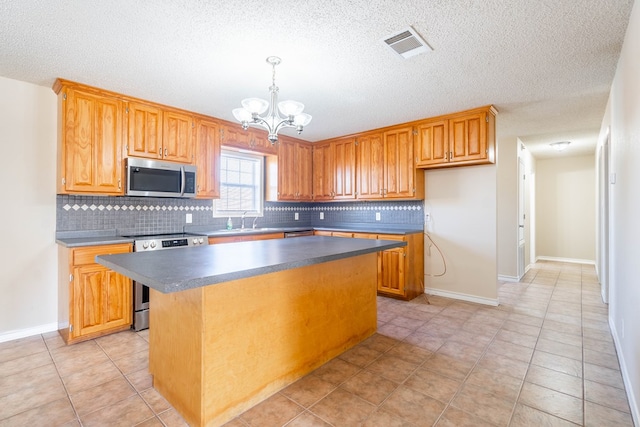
left=352, top=232, right=378, bottom=239
left=331, top=232, right=354, bottom=238
left=72, top=243, right=132, bottom=266
left=376, top=234, right=406, bottom=242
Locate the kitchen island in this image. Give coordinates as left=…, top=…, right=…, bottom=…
left=96, top=236, right=405, bottom=426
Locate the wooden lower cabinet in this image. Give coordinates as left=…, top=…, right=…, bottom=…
left=58, top=243, right=133, bottom=344
left=313, top=230, right=424, bottom=300
left=208, top=232, right=284, bottom=244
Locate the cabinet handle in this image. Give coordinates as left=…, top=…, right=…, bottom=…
left=164, top=148, right=168, bottom=157
left=159, top=148, right=162, bottom=156
left=449, top=151, right=453, bottom=161
left=118, top=179, right=121, bottom=190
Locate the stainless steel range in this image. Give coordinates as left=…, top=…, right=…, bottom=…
left=124, top=233, right=209, bottom=331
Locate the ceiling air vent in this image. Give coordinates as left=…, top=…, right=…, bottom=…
left=382, top=27, right=432, bottom=59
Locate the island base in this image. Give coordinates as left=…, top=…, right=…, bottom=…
left=149, top=253, right=378, bottom=426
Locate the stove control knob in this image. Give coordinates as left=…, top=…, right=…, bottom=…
left=142, top=242, right=149, bottom=249
left=198, top=238, right=204, bottom=244
left=150, top=241, right=156, bottom=249
left=192, top=238, right=198, bottom=245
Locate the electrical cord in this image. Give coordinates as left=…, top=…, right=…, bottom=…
left=424, top=231, right=447, bottom=277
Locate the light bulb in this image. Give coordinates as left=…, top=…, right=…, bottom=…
left=278, top=100, right=304, bottom=117
left=241, top=98, right=269, bottom=115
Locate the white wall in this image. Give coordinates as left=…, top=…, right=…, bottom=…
left=0, top=76, right=58, bottom=341
left=535, top=155, right=596, bottom=262
left=496, top=136, right=518, bottom=280
left=424, top=165, right=497, bottom=305
left=602, top=0, right=640, bottom=422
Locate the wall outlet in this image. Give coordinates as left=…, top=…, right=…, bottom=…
left=320, top=212, right=324, bottom=220
left=375, top=212, right=381, bottom=221
left=294, top=212, right=299, bottom=221
left=425, top=212, right=431, bottom=222
left=186, top=213, right=192, bottom=224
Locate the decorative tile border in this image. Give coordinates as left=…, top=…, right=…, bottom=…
left=62, top=203, right=211, bottom=212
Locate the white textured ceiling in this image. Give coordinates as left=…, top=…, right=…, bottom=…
left=0, top=0, right=634, bottom=159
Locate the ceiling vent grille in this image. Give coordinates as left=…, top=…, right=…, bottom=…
left=382, top=27, right=432, bottom=59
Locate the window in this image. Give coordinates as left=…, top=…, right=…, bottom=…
left=213, top=150, right=264, bottom=217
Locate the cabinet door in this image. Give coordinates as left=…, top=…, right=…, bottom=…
left=221, top=123, right=250, bottom=148
left=383, top=126, right=415, bottom=198
left=356, top=132, right=384, bottom=199
left=72, top=265, right=131, bottom=338
left=61, top=88, right=124, bottom=194
left=333, top=137, right=357, bottom=200
left=378, top=247, right=406, bottom=296
left=297, top=142, right=314, bottom=200
left=277, top=139, right=297, bottom=200
left=449, top=112, right=487, bottom=163
left=195, top=118, right=221, bottom=198
left=312, top=141, right=334, bottom=200
left=127, top=101, right=163, bottom=159
left=163, top=110, right=194, bottom=163
left=249, top=130, right=278, bottom=155
left=416, top=119, right=448, bottom=167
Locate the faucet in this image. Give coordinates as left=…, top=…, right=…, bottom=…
left=241, top=211, right=247, bottom=229
left=252, top=217, right=258, bottom=229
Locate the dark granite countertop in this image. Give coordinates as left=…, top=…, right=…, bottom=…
left=95, top=236, right=406, bottom=294
left=56, top=224, right=423, bottom=247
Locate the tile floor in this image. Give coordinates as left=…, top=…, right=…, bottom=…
left=0, top=261, right=635, bottom=426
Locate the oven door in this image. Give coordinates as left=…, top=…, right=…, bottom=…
left=133, top=281, right=150, bottom=331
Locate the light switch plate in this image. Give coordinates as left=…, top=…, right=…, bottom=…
left=186, top=213, right=192, bottom=223
left=295, top=212, right=299, bottom=220
left=375, top=212, right=381, bottom=221
left=320, top=212, right=324, bottom=220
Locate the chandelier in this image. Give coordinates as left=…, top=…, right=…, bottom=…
left=232, top=56, right=312, bottom=144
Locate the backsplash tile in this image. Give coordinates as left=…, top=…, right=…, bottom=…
left=56, top=195, right=423, bottom=235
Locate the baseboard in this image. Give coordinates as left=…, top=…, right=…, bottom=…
left=0, top=322, right=58, bottom=344
left=498, top=275, right=520, bottom=283
left=424, top=288, right=499, bottom=307
left=536, top=256, right=596, bottom=265
left=609, top=317, right=640, bottom=426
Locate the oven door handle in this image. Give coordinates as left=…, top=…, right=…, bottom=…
left=180, top=166, right=186, bottom=197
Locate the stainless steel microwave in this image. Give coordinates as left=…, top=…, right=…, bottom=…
left=125, top=157, right=196, bottom=198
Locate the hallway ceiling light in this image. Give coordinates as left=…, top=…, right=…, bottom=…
left=232, top=56, right=312, bottom=144
left=550, top=141, right=571, bottom=151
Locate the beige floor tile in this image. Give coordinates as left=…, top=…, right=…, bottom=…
left=510, top=403, right=579, bottom=426
left=450, top=382, right=515, bottom=426
left=542, top=319, right=583, bottom=337
left=403, top=331, right=445, bottom=352
left=0, top=396, right=76, bottom=426
left=583, top=347, right=621, bottom=370
left=583, top=336, right=616, bottom=355
left=435, top=406, right=497, bottom=426
left=61, top=359, right=122, bottom=394
left=157, top=408, right=189, bottom=427
left=531, top=350, right=583, bottom=378
left=287, top=411, right=332, bottom=426
left=0, top=370, right=67, bottom=420
left=518, top=382, right=583, bottom=425
left=385, top=342, right=432, bottom=365
left=486, top=338, right=535, bottom=363
left=0, top=350, right=52, bottom=378
left=0, top=338, right=48, bottom=364
left=96, top=330, right=149, bottom=360
left=282, top=374, right=336, bottom=407
left=140, top=387, right=171, bottom=414
left=476, top=352, right=529, bottom=380
left=341, top=369, right=398, bottom=405
left=362, top=409, right=415, bottom=426
left=525, top=364, right=583, bottom=398
left=584, top=379, right=631, bottom=413
left=582, top=326, right=614, bottom=343
left=495, top=328, right=538, bottom=348
left=378, top=323, right=414, bottom=340
left=0, top=362, right=59, bottom=399
left=135, top=416, right=165, bottom=427
left=310, top=388, right=375, bottom=427
left=535, top=338, right=583, bottom=361
left=240, top=393, right=303, bottom=427
left=70, top=376, right=136, bottom=416
left=126, top=368, right=154, bottom=392
left=539, top=328, right=583, bottom=348
left=311, top=358, right=361, bottom=386
left=388, top=315, right=428, bottom=330
left=52, top=343, right=111, bottom=378
left=421, top=353, right=474, bottom=380
left=112, top=349, right=149, bottom=375
left=584, top=401, right=635, bottom=427
left=446, top=329, right=493, bottom=348
left=337, top=344, right=381, bottom=367
left=366, top=354, right=419, bottom=383
left=80, top=394, right=154, bottom=427
left=380, top=385, right=446, bottom=427
left=359, top=333, right=398, bottom=353
left=466, top=366, right=522, bottom=402
left=404, top=366, right=461, bottom=403
left=506, top=312, right=544, bottom=328
left=583, top=362, right=625, bottom=389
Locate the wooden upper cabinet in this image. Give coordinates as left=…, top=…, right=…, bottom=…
left=55, top=83, right=124, bottom=195
left=220, top=123, right=277, bottom=155
left=416, top=119, right=448, bottom=167
left=355, top=132, right=385, bottom=199
left=162, top=109, right=194, bottom=163
left=383, top=126, right=416, bottom=199
left=278, top=138, right=313, bottom=201
left=195, top=117, right=221, bottom=199
left=332, top=137, right=357, bottom=200
left=126, top=102, right=194, bottom=163
left=312, top=141, right=334, bottom=200
left=126, top=101, right=163, bottom=160
left=416, top=105, right=496, bottom=169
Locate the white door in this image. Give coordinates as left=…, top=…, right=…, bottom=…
left=598, top=134, right=610, bottom=303
left=518, top=158, right=526, bottom=278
